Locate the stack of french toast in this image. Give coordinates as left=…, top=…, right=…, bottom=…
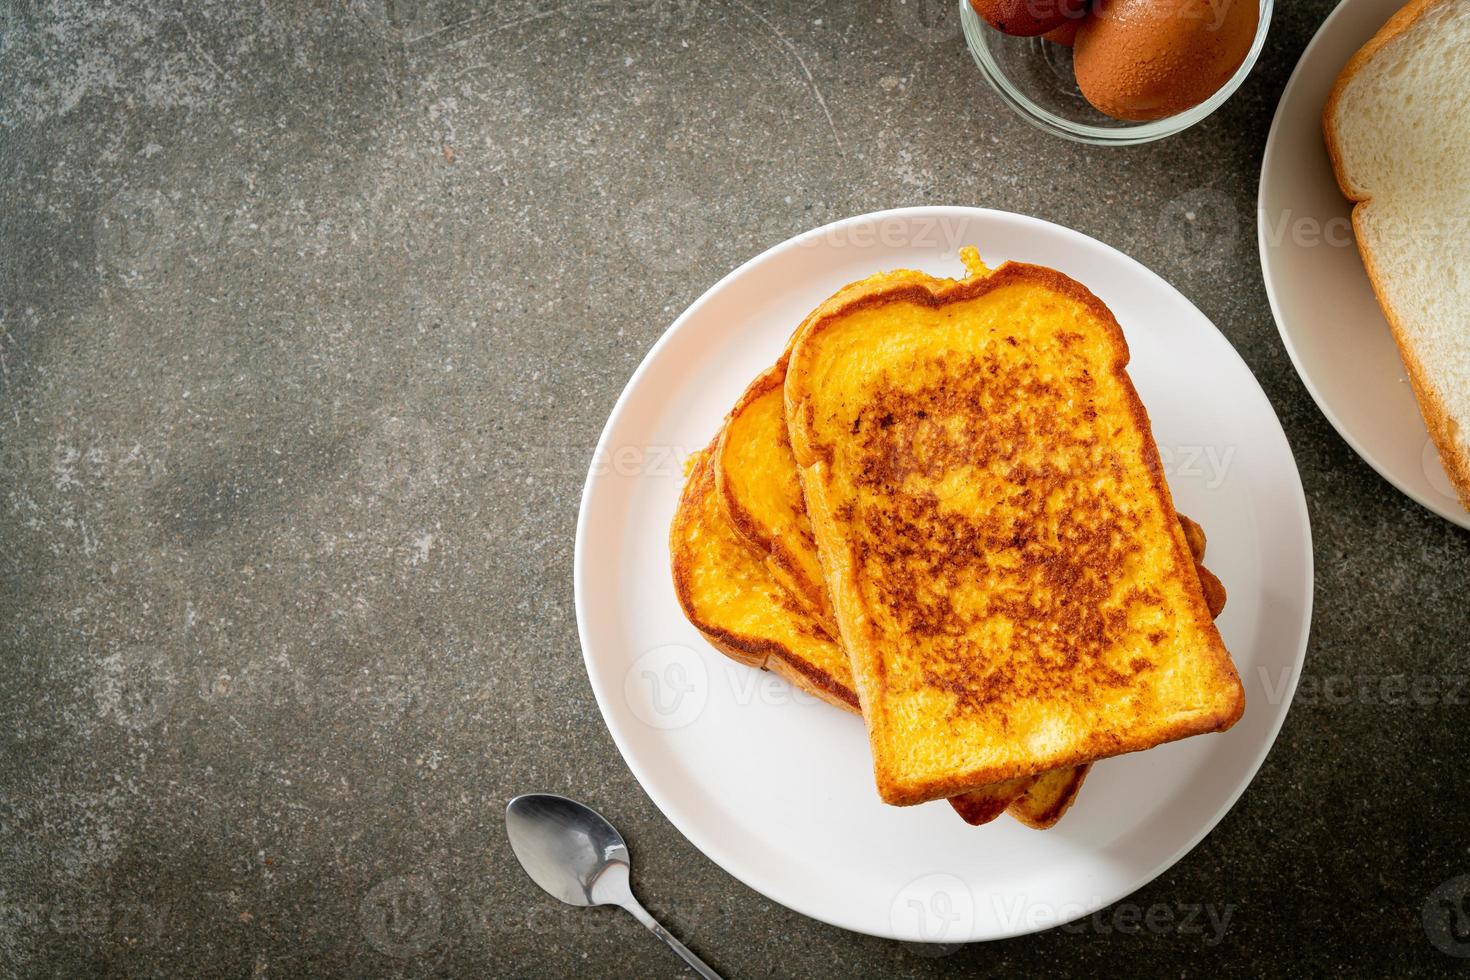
left=671, top=249, right=1243, bottom=829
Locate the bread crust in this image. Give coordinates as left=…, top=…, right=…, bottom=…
left=786, top=262, right=1245, bottom=806
left=950, top=776, right=1037, bottom=825
left=1009, top=764, right=1092, bottom=829
left=714, top=360, right=841, bottom=636
left=1322, top=0, right=1470, bottom=508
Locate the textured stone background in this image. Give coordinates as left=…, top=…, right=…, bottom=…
left=1, top=0, right=1466, bottom=975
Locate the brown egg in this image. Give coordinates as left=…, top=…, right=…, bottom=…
left=1074, top=0, right=1259, bottom=121
left=969, top=0, right=1090, bottom=37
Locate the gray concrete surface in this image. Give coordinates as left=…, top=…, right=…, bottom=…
left=1, top=0, right=1466, bottom=975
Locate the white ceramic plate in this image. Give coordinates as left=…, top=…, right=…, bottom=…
left=575, top=207, right=1312, bottom=942
left=1259, top=0, right=1469, bottom=528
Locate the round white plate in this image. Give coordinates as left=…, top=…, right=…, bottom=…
left=1259, top=0, right=1469, bottom=528
left=575, top=207, right=1312, bottom=942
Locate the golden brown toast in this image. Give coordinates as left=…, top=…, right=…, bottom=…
left=785, top=262, right=1245, bottom=805
left=711, top=356, right=1227, bottom=827
left=674, top=429, right=1226, bottom=828
left=676, top=256, right=1232, bottom=826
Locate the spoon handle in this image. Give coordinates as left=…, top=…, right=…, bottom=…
left=618, top=896, right=724, bottom=980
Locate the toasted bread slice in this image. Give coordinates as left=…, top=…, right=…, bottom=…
left=673, top=433, right=1227, bottom=828
left=672, top=440, right=1036, bottom=823
left=1323, top=0, right=1470, bottom=508
left=786, top=262, right=1245, bottom=805
left=714, top=354, right=1227, bottom=826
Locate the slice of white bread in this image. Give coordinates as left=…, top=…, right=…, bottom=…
left=1324, top=0, right=1470, bottom=509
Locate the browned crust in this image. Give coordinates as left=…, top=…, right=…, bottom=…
left=669, top=443, right=787, bottom=670
left=1009, top=764, right=1092, bottom=829
left=765, top=649, right=861, bottom=712
left=949, top=777, right=1038, bottom=826
left=713, top=359, right=840, bottom=636
left=787, top=262, right=1245, bottom=806
left=670, top=443, right=748, bottom=655
left=1322, top=0, right=1470, bottom=508
left=1196, top=563, right=1227, bottom=620
left=698, top=619, right=858, bottom=713
left=715, top=362, right=787, bottom=556
left=1178, top=513, right=1207, bottom=561
left=949, top=795, right=1011, bottom=826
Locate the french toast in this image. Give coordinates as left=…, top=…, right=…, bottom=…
left=785, top=262, right=1245, bottom=805
left=676, top=428, right=1226, bottom=828
left=710, top=354, right=1226, bottom=827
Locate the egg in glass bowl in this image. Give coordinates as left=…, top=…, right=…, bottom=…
left=961, top=0, right=1273, bottom=145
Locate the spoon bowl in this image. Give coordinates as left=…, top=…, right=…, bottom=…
left=506, top=793, right=723, bottom=979
left=505, top=793, right=629, bottom=906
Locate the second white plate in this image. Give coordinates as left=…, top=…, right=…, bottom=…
left=576, top=207, right=1312, bottom=942
left=1259, top=0, right=1470, bottom=528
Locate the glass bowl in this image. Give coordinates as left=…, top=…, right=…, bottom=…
left=960, top=0, right=1273, bottom=145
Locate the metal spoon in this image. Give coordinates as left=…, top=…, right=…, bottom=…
left=505, top=793, right=723, bottom=979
